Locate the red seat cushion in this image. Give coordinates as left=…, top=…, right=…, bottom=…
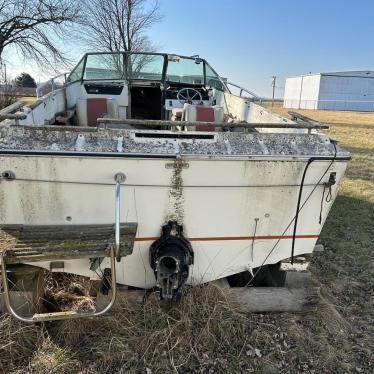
left=195, top=105, right=215, bottom=131
left=87, top=98, right=107, bottom=127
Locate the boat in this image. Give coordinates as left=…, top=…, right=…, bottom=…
left=0, top=52, right=350, bottom=321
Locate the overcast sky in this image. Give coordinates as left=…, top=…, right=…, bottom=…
left=5, top=0, right=374, bottom=98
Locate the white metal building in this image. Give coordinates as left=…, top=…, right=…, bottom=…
left=283, top=71, right=374, bottom=111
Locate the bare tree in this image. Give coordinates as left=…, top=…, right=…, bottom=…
left=81, top=0, right=162, bottom=53
left=0, top=0, right=81, bottom=69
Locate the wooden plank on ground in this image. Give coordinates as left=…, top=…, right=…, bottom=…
left=112, top=283, right=320, bottom=313
left=227, top=287, right=320, bottom=312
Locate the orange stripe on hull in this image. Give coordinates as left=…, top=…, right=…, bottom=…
left=134, top=234, right=319, bottom=242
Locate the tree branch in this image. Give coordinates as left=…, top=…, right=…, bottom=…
left=79, top=0, right=162, bottom=53
left=0, top=0, right=81, bottom=70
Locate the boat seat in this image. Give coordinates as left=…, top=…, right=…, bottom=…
left=182, top=104, right=224, bottom=131
left=76, top=97, right=119, bottom=127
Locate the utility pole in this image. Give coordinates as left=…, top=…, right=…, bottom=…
left=271, top=76, right=277, bottom=107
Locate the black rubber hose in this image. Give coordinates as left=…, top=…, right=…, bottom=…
left=291, top=141, right=337, bottom=264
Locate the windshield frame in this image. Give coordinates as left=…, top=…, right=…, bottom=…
left=66, top=52, right=229, bottom=92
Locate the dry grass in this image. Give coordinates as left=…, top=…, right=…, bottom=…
left=44, top=273, right=96, bottom=313
left=0, top=87, right=19, bottom=111
left=26, top=337, right=81, bottom=374
left=0, top=106, right=373, bottom=373
left=266, top=102, right=374, bottom=125
left=19, top=96, right=37, bottom=106
left=0, top=315, right=43, bottom=373
left=1, top=284, right=363, bottom=373
left=267, top=103, right=374, bottom=183
left=0, top=93, right=36, bottom=111
left=267, top=104, right=374, bottom=373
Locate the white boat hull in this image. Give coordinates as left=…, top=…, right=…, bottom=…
left=0, top=154, right=347, bottom=287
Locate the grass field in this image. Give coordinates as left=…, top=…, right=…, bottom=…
left=19, top=96, right=37, bottom=106
left=0, top=107, right=373, bottom=373
left=0, top=95, right=36, bottom=111
left=269, top=105, right=374, bottom=371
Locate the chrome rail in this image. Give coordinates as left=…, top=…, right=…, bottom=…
left=114, top=172, right=126, bottom=261
left=1, top=245, right=117, bottom=322
left=227, top=82, right=263, bottom=103
left=36, top=72, right=68, bottom=98
left=0, top=172, right=127, bottom=322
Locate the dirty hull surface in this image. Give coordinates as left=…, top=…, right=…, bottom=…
left=0, top=153, right=347, bottom=288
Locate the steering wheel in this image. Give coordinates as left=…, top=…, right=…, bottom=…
left=177, top=87, right=202, bottom=104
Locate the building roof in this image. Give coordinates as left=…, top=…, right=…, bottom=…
left=287, top=70, right=374, bottom=79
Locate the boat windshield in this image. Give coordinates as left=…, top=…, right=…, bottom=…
left=127, top=54, right=165, bottom=80
left=67, top=52, right=227, bottom=91
left=84, top=53, right=125, bottom=80
left=166, top=55, right=204, bottom=85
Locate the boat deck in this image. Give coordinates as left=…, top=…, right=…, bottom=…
left=0, top=125, right=350, bottom=159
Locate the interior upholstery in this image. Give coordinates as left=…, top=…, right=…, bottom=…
left=183, top=104, right=224, bottom=131
left=76, top=97, right=119, bottom=127
left=87, top=98, right=107, bottom=127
